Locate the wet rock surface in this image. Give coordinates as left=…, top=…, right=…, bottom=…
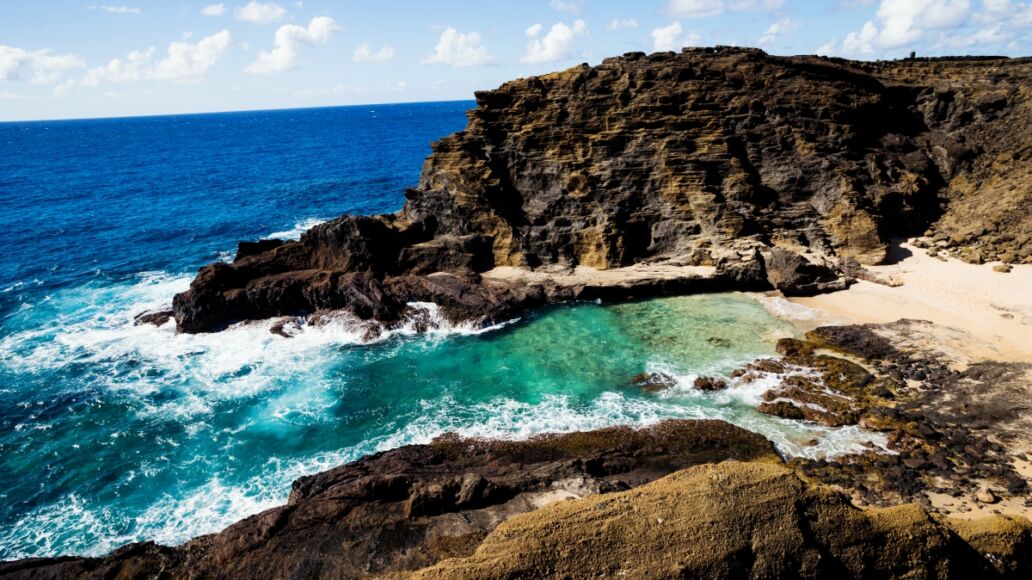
left=744, top=320, right=1032, bottom=513
left=0, top=421, right=777, bottom=579
left=172, top=48, right=1032, bottom=333
left=6, top=319, right=1032, bottom=578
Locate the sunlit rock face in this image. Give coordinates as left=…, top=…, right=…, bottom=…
left=174, top=47, right=1032, bottom=333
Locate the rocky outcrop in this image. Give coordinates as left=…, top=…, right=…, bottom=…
left=741, top=320, right=1032, bottom=512
left=412, top=462, right=1032, bottom=579
left=172, top=48, right=1032, bottom=333
left=0, top=421, right=777, bottom=579
left=6, top=419, right=1030, bottom=579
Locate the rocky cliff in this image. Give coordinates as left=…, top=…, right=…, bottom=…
left=171, top=47, right=1032, bottom=334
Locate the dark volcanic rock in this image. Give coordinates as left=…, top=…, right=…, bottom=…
left=0, top=420, right=776, bottom=579
left=625, top=371, right=678, bottom=393
left=763, top=248, right=849, bottom=296
left=133, top=309, right=173, bottom=327
left=173, top=48, right=1032, bottom=333
left=692, top=375, right=728, bottom=391
left=746, top=320, right=1032, bottom=514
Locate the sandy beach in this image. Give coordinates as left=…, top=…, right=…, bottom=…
left=789, top=242, right=1032, bottom=363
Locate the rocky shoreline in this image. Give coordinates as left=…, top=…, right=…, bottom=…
left=11, top=47, right=1032, bottom=577
left=167, top=47, right=1031, bottom=336
left=5, top=318, right=1032, bottom=578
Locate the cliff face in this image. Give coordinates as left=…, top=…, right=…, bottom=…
left=171, top=47, right=1032, bottom=333
left=416, top=49, right=1031, bottom=270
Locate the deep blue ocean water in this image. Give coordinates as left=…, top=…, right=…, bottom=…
left=0, top=102, right=882, bottom=559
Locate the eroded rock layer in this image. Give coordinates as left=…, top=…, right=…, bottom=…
left=5, top=421, right=1029, bottom=579
left=0, top=421, right=777, bottom=579
left=412, top=462, right=1032, bottom=579
left=172, top=47, right=1032, bottom=333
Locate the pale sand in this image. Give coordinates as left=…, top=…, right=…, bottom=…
left=789, top=243, right=1032, bottom=363
left=481, top=264, right=716, bottom=286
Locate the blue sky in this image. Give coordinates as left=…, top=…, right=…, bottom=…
left=2, top=1, right=1031, bottom=121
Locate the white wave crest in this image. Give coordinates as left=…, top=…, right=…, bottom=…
left=0, top=273, right=516, bottom=423
left=263, top=217, right=328, bottom=241
left=754, top=293, right=830, bottom=323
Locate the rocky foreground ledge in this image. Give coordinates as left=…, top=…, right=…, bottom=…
left=5, top=320, right=1032, bottom=578
left=168, top=47, right=1032, bottom=334
left=4, top=421, right=1030, bottom=579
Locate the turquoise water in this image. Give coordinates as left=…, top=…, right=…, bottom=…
left=0, top=103, right=881, bottom=559
left=0, top=273, right=876, bottom=558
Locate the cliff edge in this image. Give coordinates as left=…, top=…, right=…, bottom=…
left=171, top=47, right=1032, bottom=333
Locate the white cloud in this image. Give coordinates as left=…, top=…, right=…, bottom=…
left=245, top=16, right=341, bottom=74
left=651, top=21, right=701, bottom=51
left=422, top=27, right=493, bottom=67
left=91, top=5, right=142, bottom=14
left=0, top=45, right=85, bottom=84
left=550, top=0, right=584, bottom=12
left=234, top=1, right=286, bottom=25
left=79, top=30, right=231, bottom=87
left=835, top=0, right=973, bottom=55
left=606, top=18, right=640, bottom=31
left=354, top=43, right=395, bottom=63
left=201, top=3, right=227, bottom=17
left=521, top=20, right=589, bottom=63
left=81, top=47, right=155, bottom=86
left=666, top=0, right=725, bottom=17
left=841, top=20, right=880, bottom=53
left=815, top=40, right=838, bottom=56
left=728, top=0, right=785, bottom=10
left=151, top=30, right=232, bottom=82
left=939, top=22, right=1010, bottom=47
left=758, top=17, right=801, bottom=45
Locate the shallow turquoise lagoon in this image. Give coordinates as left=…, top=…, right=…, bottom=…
left=0, top=273, right=879, bottom=558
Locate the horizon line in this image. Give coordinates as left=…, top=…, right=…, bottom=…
left=0, top=97, right=479, bottom=125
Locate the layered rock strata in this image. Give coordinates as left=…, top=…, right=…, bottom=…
left=172, top=47, right=1032, bottom=333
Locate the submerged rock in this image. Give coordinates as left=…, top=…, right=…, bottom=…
left=625, top=371, right=678, bottom=393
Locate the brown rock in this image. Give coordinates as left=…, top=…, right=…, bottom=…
left=976, top=487, right=1000, bottom=504
left=133, top=309, right=173, bottom=327
left=626, top=372, right=677, bottom=393
left=410, top=462, right=1032, bottom=579
left=758, top=400, right=807, bottom=420
left=172, top=49, right=1032, bottom=333
left=0, top=420, right=777, bottom=579
left=692, top=376, right=728, bottom=391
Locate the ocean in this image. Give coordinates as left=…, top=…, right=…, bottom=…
left=0, top=102, right=878, bottom=559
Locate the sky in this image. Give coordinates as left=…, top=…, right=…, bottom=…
left=1, top=1, right=1031, bottom=121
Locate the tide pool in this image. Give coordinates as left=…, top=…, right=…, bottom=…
left=0, top=102, right=882, bottom=560
left=0, top=273, right=878, bottom=558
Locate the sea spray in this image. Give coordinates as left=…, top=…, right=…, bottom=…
left=0, top=270, right=892, bottom=559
